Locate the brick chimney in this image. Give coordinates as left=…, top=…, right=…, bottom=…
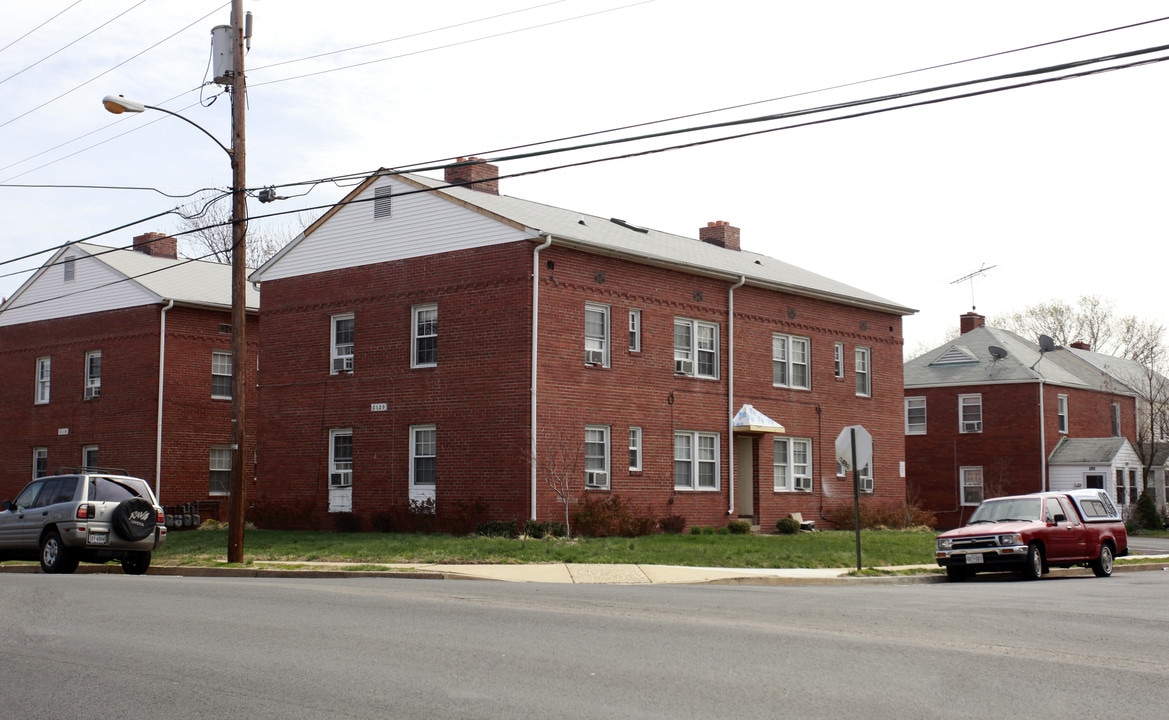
left=699, top=220, right=740, bottom=251
left=444, top=157, right=499, bottom=195
left=1070, top=340, right=1090, bottom=351
left=133, top=232, right=178, bottom=260
left=959, top=312, right=985, bottom=334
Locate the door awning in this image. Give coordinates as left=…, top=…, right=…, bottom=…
left=732, top=404, right=786, bottom=434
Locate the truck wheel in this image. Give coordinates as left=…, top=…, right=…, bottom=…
left=946, top=566, right=971, bottom=582
left=40, top=530, right=79, bottom=574
left=1091, top=543, right=1114, bottom=578
left=1023, top=544, right=1044, bottom=580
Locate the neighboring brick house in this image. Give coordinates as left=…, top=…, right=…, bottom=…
left=250, top=159, right=914, bottom=532
left=0, top=233, right=259, bottom=519
left=904, top=312, right=1140, bottom=529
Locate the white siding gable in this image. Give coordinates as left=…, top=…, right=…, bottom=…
left=257, top=176, right=531, bottom=282
left=0, top=247, right=159, bottom=327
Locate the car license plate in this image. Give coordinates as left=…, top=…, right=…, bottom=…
left=965, top=553, right=983, bottom=565
left=87, top=532, right=109, bottom=545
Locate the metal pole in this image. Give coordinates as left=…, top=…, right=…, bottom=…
left=227, top=0, right=248, bottom=564
left=852, top=427, right=861, bottom=571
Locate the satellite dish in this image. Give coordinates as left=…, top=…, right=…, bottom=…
left=988, top=345, right=1008, bottom=361
left=1038, top=335, right=1057, bottom=353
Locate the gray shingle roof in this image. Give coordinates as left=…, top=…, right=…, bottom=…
left=1048, top=437, right=1129, bottom=465
left=903, top=326, right=1089, bottom=389
left=78, top=242, right=259, bottom=310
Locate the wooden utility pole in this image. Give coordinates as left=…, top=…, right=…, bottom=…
left=227, top=0, right=249, bottom=564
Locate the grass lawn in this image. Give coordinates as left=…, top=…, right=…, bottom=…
left=154, top=528, right=939, bottom=569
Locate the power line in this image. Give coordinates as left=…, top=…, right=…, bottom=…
left=0, top=0, right=84, bottom=56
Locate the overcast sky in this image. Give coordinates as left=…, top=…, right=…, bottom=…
left=3, top=1, right=1167, bottom=357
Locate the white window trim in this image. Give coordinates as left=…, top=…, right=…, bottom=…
left=82, top=445, right=99, bottom=471
left=959, top=394, right=983, bottom=433
left=211, top=351, right=233, bottom=400
left=35, top=356, right=50, bottom=404
left=1057, top=394, right=1068, bottom=434
left=674, top=318, right=719, bottom=379
left=84, top=350, right=101, bottom=399
left=33, top=447, right=48, bottom=479
left=905, top=397, right=926, bottom=435
left=628, top=309, right=641, bottom=353
left=584, top=425, right=611, bottom=489
left=584, top=303, right=609, bottom=367
left=331, top=313, right=354, bottom=374
left=410, top=424, right=437, bottom=504
left=209, top=446, right=232, bottom=496
left=629, top=426, right=642, bottom=471
left=772, top=333, right=810, bottom=390
left=855, top=346, right=871, bottom=397
left=674, top=431, right=720, bottom=491
left=834, top=341, right=845, bottom=379
left=961, top=466, right=984, bottom=506
left=774, top=437, right=813, bottom=492
left=412, top=304, right=438, bottom=368
left=329, top=428, right=353, bottom=487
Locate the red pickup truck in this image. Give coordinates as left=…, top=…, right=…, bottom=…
left=935, top=489, right=1128, bottom=581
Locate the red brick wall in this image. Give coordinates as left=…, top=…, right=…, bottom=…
left=0, top=304, right=258, bottom=516
left=255, top=238, right=907, bottom=532
left=906, top=381, right=1138, bottom=529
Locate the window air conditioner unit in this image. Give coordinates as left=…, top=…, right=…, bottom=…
left=793, top=476, right=812, bottom=492
left=674, top=358, right=693, bottom=375
left=585, top=349, right=604, bottom=365
left=333, top=356, right=354, bottom=373
left=585, top=471, right=608, bottom=488
left=962, top=421, right=982, bottom=433
left=858, top=476, right=874, bottom=493
left=84, top=385, right=100, bottom=400
left=330, top=473, right=351, bottom=488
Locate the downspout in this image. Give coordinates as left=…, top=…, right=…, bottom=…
left=531, top=234, right=553, bottom=519
left=155, top=299, right=174, bottom=502
left=727, top=275, right=746, bottom=515
left=1038, top=378, right=1047, bottom=491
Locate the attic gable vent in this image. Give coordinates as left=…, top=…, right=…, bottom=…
left=930, top=346, right=979, bottom=366
left=374, top=186, right=392, bottom=219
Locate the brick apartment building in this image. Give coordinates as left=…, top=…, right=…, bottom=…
left=904, top=312, right=1141, bottom=529
left=249, top=159, right=915, bottom=532
left=0, top=233, right=259, bottom=517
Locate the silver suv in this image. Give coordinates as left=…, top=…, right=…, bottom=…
left=0, top=471, right=167, bottom=574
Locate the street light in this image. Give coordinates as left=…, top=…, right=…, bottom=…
left=102, top=7, right=248, bottom=564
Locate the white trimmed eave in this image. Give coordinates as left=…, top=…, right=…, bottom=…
left=528, top=234, right=915, bottom=317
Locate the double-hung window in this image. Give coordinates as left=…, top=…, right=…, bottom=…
left=584, top=426, right=610, bottom=489
left=584, top=304, right=609, bottom=366
left=1057, top=394, right=1068, bottom=434
left=773, top=334, right=810, bottom=389
left=774, top=437, right=812, bottom=492
left=834, top=342, right=845, bottom=379
left=959, top=394, right=983, bottom=433
left=674, top=318, right=718, bottom=378
left=84, top=350, right=101, bottom=399
left=82, top=446, right=99, bottom=470
left=855, top=347, right=871, bottom=397
left=33, top=448, right=48, bottom=479
left=905, top=397, right=926, bottom=435
left=961, top=466, right=984, bottom=505
left=35, top=357, right=50, bottom=404
left=674, top=431, right=719, bottom=490
left=329, top=429, right=353, bottom=487
left=410, top=425, right=437, bottom=504
left=628, top=310, right=641, bottom=353
left=331, top=314, right=354, bottom=373
left=211, top=351, right=233, bottom=399
left=412, top=304, right=437, bottom=367
left=628, top=427, right=642, bottom=471
left=209, top=447, right=232, bottom=495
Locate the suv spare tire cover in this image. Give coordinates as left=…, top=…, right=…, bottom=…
left=112, top=498, right=157, bottom=541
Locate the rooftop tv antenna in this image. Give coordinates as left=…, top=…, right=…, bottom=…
left=950, top=263, right=997, bottom=311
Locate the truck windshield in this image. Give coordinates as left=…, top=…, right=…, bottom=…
left=968, top=498, right=1042, bottom=524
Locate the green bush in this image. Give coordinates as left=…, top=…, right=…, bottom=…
left=1133, top=489, right=1163, bottom=531
left=658, top=514, right=687, bottom=534
left=727, top=519, right=752, bottom=534
left=775, top=517, right=800, bottom=535
left=524, top=519, right=567, bottom=538
left=476, top=520, right=519, bottom=538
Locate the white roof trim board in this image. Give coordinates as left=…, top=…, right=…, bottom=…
left=732, top=404, right=786, bottom=434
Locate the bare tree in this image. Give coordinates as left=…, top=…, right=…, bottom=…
left=176, top=191, right=315, bottom=268
left=524, top=427, right=584, bottom=537
left=993, top=294, right=1165, bottom=362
